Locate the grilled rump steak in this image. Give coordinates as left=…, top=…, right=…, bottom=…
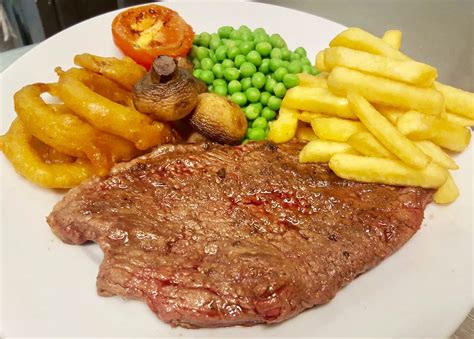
left=48, top=141, right=432, bottom=328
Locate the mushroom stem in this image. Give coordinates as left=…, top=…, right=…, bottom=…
left=151, top=55, right=177, bottom=84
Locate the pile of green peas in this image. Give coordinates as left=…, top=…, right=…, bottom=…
left=189, top=25, right=319, bottom=142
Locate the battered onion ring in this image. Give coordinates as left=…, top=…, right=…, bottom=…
left=0, top=119, right=95, bottom=188
left=56, top=72, right=175, bottom=150
left=74, top=53, right=146, bottom=90
left=55, top=67, right=134, bottom=107
left=29, top=136, right=76, bottom=164
left=14, top=83, right=140, bottom=174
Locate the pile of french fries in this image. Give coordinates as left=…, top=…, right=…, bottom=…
left=268, top=27, right=473, bottom=204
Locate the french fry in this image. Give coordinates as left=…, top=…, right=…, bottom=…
left=298, top=111, right=327, bottom=123
left=374, top=104, right=405, bottom=124
left=396, top=110, right=471, bottom=152
left=382, top=30, right=402, bottom=50
left=433, top=173, right=459, bottom=204
left=434, top=81, right=474, bottom=119
left=329, top=27, right=410, bottom=61
left=311, top=117, right=366, bottom=142
left=323, top=47, right=437, bottom=86
left=446, top=111, right=474, bottom=127
left=282, top=86, right=357, bottom=119
left=268, top=107, right=299, bottom=143
left=297, top=73, right=328, bottom=88
left=415, top=140, right=458, bottom=170
left=328, top=67, right=444, bottom=116
left=329, top=154, right=448, bottom=189
left=299, top=140, right=357, bottom=163
left=315, top=51, right=327, bottom=72
left=296, top=125, right=319, bottom=141
left=347, top=93, right=430, bottom=168
left=348, top=131, right=395, bottom=159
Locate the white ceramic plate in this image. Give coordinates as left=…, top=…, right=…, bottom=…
left=1, top=1, right=472, bottom=338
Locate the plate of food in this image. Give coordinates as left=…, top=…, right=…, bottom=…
left=1, top=1, right=472, bottom=337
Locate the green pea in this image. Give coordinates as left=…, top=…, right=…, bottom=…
left=200, top=57, right=214, bottom=71
left=241, top=32, right=253, bottom=42
left=231, top=92, right=247, bottom=107
left=282, top=60, right=289, bottom=68
left=215, top=46, right=228, bottom=62
left=290, top=52, right=301, bottom=61
left=258, top=59, right=270, bottom=74
left=253, top=35, right=269, bottom=44
left=193, top=34, right=200, bottom=45
left=228, top=80, right=242, bottom=94
left=253, top=27, right=267, bottom=36
left=209, top=50, right=217, bottom=63
left=222, top=59, right=234, bottom=68
left=196, top=47, right=209, bottom=60
left=245, top=87, right=261, bottom=103
left=295, top=46, right=307, bottom=57
left=246, top=51, right=262, bottom=66
left=229, top=30, right=242, bottom=40
left=199, top=32, right=211, bottom=48
left=224, top=67, right=240, bottom=81
left=267, top=96, right=282, bottom=110
left=313, top=68, right=321, bottom=75
left=255, top=42, right=272, bottom=57
left=212, top=63, right=225, bottom=79
left=218, top=26, right=233, bottom=39
left=269, top=33, right=287, bottom=48
left=283, top=73, right=299, bottom=88
left=251, top=72, right=266, bottom=89
left=269, top=58, right=283, bottom=72
left=288, top=60, right=303, bottom=74
left=200, top=70, right=214, bottom=85
left=281, top=47, right=291, bottom=61
left=248, top=127, right=266, bottom=141
left=214, top=85, right=227, bottom=96
left=238, top=25, right=252, bottom=34
left=234, top=54, right=247, bottom=68
left=240, top=62, right=257, bottom=77
left=240, top=77, right=252, bottom=91
left=190, top=45, right=198, bottom=59
left=270, top=48, right=282, bottom=59
left=265, top=77, right=277, bottom=93
left=192, top=58, right=200, bottom=69
left=242, top=138, right=250, bottom=145
left=222, top=39, right=238, bottom=49
left=211, top=33, right=219, bottom=39
left=302, top=64, right=315, bottom=74
left=209, top=38, right=221, bottom=51
left=213, top=79, right=227, bottom=87
left=260, top=91, right=271, bottom=106
left=273, top=67, right=288, bottom=82
left=239, top=41, right=254, bottom=55
left=208, top=85, right=213, bottom=92
left=227, top=46, right=240, bottom=60
left=192, top=69, right=202, bottom=79
left=261, top=107, right=276, bottom=120
left=273, top=82, right=287, bottom=98
left=301, top=57, right=311, bottom=66
left=245, top=104, right=261, bottom=120
left=252, top=116, right=268, bottom=129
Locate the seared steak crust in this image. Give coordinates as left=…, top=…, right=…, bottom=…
left=47, top=141, right=432, bottom=328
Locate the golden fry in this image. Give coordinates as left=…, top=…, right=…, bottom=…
left=1, top=119, right=95, bottom=188
left=329, top=154, right=448, bottom=189
left=74, top=53, right=146, bottom=90
left=374, top=104, right=405, bottom=124
left=297, top=73, right=328, bottom=88
left=347, top=131, right=395, bottom=159
left=323, top=47, right=437, bottom=86
left=347, top=93, right=430, bottom=168
left=268, top=107, right=299, bottom=143
left=329, top=27, right=410, bottom=61
left=315, top=51, right=327, bottom=72
left=433, top=173, right=459, bottom=204
left=311, top=117, right=366, bottom=142
left=415, top=140, right=458, bottom=170
left=328, top=67, right=444, bottom=116
left=396, top=110, right=471, bottom=152
left=56, top=67, right=134, bottom=107
left=382, top=30, right=402, bottom=50
left=282, top=86, right=357, bottom=119
left=13, top=83, right=139, bottom=173
left=299, top=140, right=357, bottom=163
left=57, top=73, right=174, bottom=150
left=298, top=111, right=328, bottom=123
left=434, top=81, right=474, bottom=119
left=296, top=124, right=319, bottom=141
left=446, top=111, right=474, bottom=127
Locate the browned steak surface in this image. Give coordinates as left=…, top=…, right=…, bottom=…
left=47, top=141, right=432, bottom=328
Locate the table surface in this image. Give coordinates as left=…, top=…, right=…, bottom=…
left=0, top=1, right=472, bottom=337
